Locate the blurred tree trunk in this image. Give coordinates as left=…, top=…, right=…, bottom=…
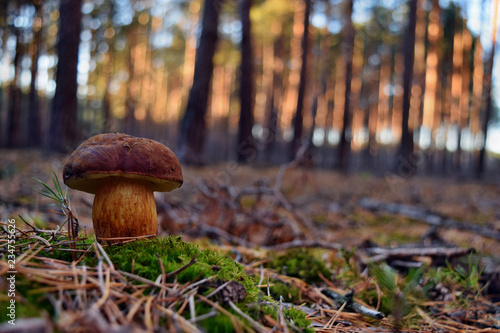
left=265, top=31, right=284, bottom=160
left=237, top=0, right=255, bottom=163
left=102, top=40, right=114, bottom=132
left=309, top=24, right=332, bottom=153
left=456, top=28, right=472, bottom=172
left=178, top=0, right=222, bottom=165
left=181, top=0, right=200, bottom=107
left=476, top=0, right=499, bottom=178
left=28, top=0, right=42, bottom=147
left=281, top=3, right=305, bottom=141
left=470, top=37, right=483, bottom=170
left=338, top=0, right=354, bottom=171
left=47, top=0, right=83, bottom=152
left=124, top=29, right=137, bottom=135
left=7, top=12, right=22, bottom=148
left=290, top=0, right=311, bottom=159
left=398, top=0, right=417, bottom=171
left=0, top=2, right=6, bottom=145
left=422, top=0, right=442, bottom=172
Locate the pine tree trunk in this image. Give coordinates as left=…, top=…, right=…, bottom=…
left=398, top=0, right=417, bottom=171
left=338, top=0, right=354, bottom=171
left=47, top=0, right=83, bottom=152
left=476, top=0, right=499, bottom=178
left=178, top=0, right=222, bottom=165
left=290, top=0, right=311, bottom=159
left=265, top=32, right=284, bottom=160
left=7, top=22, right=22, bottom=148
left=237, top=0, right=255, bottom=163
left=28, top=0, right=42, bottom=147
left=102, top=41, right=114, bottom=132
left=124, top=29, right=136, bottom=136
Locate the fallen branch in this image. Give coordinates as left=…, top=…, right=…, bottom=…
left=261, top=239, right=342, bottom=252
left=357, top=244, right=475, bottom=266
left=359, top=198, right=500, bottom=242
left=364, top=246, right=474, bottom=260
left=321, top=288, right=385, bottom=320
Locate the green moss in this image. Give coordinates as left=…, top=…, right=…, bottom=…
left=198, top=313, right=237, bottom=332
left=267, top=248, right=331, bottom=284
left=239, top=196, right=256, bottom=209
left=361, top=213, right=394, bottom=227
left=258, top=302, right=313, bottom=333
left=374, top=230, right=421, bottom=244
left=470, top=212, right=494, bottom=225
left=97, top=236, right=261, bottom=302
left=283, top=307, right=314, bottom=333
left=269, top=282, right=301, bottom=303
left=312, top=214, right=328, bottom=225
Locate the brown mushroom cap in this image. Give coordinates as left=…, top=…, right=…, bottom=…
left=63, top=133, right=183, bottom=194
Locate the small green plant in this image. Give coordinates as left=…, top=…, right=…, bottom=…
left=334, top=247, right=362, bottom=288
left=372, top=265, right=428, bottom=328
left=429, top=255, right=486, bottom=303
left=448, top=256, right=485, bottom=299
left=32, top=172, right=78, bottom=241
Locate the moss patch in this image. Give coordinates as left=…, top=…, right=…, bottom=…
left=92, top=236, right=261, bottom=303
left=267, top=248, right=331, bottom=284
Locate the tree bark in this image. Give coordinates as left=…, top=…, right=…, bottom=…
left=47, top=0, right=83, bottom=152
left=102, top=41, right=114, bottom=132
left=28, top=0, right=42, bottom=147
left=338, top=0, right=354, bottom=171
left=178, top=0, right=222, bottom=165
left=265, top=31, right=284, bottom=160
left=237, top=0, right=255, bottom=163
left=7, top=19, right=22, bottom=148
left=398, top=0, right=418, bottom=171
left=476, top=0, right=499, bottom=178
left=290, top=0, right=311, bottom=160
left=124, top=29, right=137, bottom=136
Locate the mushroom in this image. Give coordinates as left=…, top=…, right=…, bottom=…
left=63, top=133, right=183, bottom=241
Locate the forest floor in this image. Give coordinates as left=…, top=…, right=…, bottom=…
left=1, top=148, right=500, bottom=332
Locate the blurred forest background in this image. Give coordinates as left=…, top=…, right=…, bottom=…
left=1, top=0, right=500, bottom=178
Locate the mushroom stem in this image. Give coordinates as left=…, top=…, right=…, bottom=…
left=92, top=177, right=158, bottom=240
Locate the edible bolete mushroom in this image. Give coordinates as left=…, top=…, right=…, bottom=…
left=63, top=133, right=183, bottom=241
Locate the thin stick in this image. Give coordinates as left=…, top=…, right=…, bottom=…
left=326, top=302, right=346, bottom=329
left=205, top=280, right=231, bottom=299
left=228, top=301, right=269, bottom=333
left=258, top=264, right=264, bottom=287
left=119, top=270, right=174, bottom=292
left=95, top=241, right=115, bottom=270
left=153, top=304, right=202, bottom=333
left=17, top=215, right=36, bottom=232
left=188, top=293, right=196, bottom=323
left=155, top=253, right=166, bottom=284
left=165, top=256, right=197, bottom=278
left=94, top=268, right=111, bottom=309
left=126, top=296, right=148, bottom=322
left=197, top=295, right=254, bottom=332
left=144, top=295, right=154, bottom=331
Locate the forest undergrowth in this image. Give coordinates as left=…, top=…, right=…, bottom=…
left=0, top=149, right=499, bottom=332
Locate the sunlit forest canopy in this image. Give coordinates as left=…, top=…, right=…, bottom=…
left=1, top=0, right=499, bottom=176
